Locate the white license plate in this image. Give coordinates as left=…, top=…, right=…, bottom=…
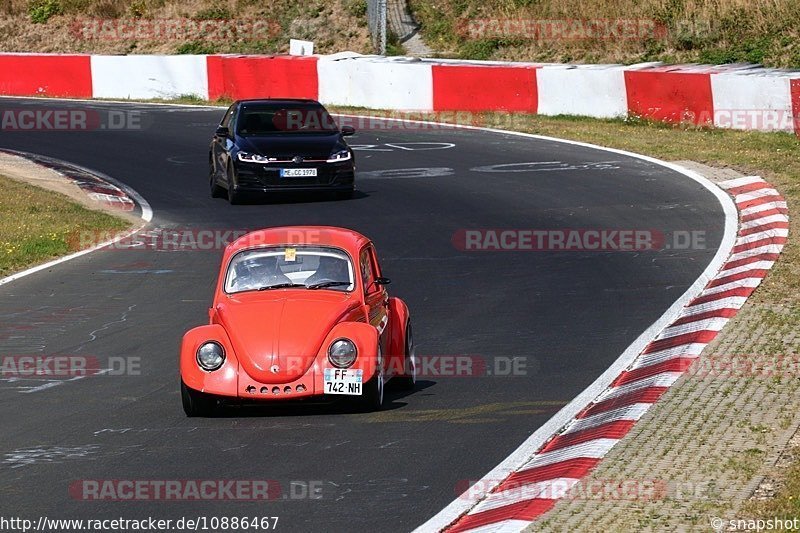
left=324, top=368, right=363, bottom=396
left=280, top=168, right=317, bottom=177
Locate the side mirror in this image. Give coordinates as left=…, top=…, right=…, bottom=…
left=214, top=126, right=230, bottom=138
left=374, top=277, right=391, bottom=286
left=341, top=125, right=356, bottom=136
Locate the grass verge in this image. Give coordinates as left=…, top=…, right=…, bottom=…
left=408, top=0, right=800, bottom=67
left=0, top=175, right=131, bottom=277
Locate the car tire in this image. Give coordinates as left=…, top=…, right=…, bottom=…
left=227, top=163, right=243, bottom=205
left=181, top=380, right=217, bottom=417
left=210, top=163, right=224, bottom=198
left=360, top=345, right=384, bottom=411
left=395, top=322, right=416, bottom=391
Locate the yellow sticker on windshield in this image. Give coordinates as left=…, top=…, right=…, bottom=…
left=284, top=248, right=297, bottom=262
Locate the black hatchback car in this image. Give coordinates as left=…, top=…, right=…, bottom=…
left=209, top=99, right=356, bottom=203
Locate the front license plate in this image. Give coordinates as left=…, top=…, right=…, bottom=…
left=280, top=168, right=317, bottom=177
left=324, top=368, right=363, bottom=395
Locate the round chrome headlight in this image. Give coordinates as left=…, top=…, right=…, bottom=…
left=328, top=339, right=357, bottom=368
left=196, top=341, right=225, bottom=371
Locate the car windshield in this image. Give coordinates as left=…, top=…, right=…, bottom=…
left=225, top=246, right=355, bottom=294
left=236, top=103, right=339, bottom=135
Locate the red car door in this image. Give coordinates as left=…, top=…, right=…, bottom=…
left=360, top=245, right=389, bottom=360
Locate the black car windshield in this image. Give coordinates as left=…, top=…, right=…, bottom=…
left=237, top=103, right=339, bottom=135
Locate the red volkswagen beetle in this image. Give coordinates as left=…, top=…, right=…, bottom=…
left=180, top=226, right=415, bottom=416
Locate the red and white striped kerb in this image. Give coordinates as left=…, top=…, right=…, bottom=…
left=446, top=175, right=788, bottom=533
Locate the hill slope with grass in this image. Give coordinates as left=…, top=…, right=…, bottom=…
left=408, top=0, right=800, bottom=67
left=0, top=0, right=371, bottom=55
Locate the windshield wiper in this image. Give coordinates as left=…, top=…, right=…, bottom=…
left=306, top=281, right=351, bottom=290
left=257, top=283, right=306, bottom=291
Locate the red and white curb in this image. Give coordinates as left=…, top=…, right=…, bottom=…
left=418, top=175, right=787, bottom=533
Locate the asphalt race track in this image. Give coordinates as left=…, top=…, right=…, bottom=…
left=0, top=98, right=725, bottom=532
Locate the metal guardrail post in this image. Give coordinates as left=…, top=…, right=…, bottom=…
left=367, top=0, right=387, bottom=55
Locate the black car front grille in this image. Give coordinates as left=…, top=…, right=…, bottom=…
left=236, top=162, right=354, bottom=189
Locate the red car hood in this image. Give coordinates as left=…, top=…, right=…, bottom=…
left=217, top=292, right=360, bottom=383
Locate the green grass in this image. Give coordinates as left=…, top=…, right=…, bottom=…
left=0, top=176, right=130, bottom=276
left=5, top=0, right=372, bottom=55
left=746, top=458, right=800, bottom=521
left=408, top=0, right=800, bottom=67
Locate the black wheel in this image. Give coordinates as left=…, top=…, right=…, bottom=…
left=226, top=163, right=243, bottom=205
left=181, top=380, right=217, bottom=417
left=210, top=163, right=224, bottom=198
left=395, top=322, right=416, bottom=391
left=360, top=346, right=384, bottom=411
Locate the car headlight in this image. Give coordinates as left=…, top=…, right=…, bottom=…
left=237, top=151, right=270, bottom=163
left=196, top=341, right=225, bottom=371
left=327, top=149, right=352, bottom=163
left=328, top=338, right=357, bottom=368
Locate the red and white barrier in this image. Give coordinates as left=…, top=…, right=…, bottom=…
left=0, top=53, right=91, bottom=98
left=624, top=65, right=716, bottom=125
left=318, top=56, right=433, bottom=110
left=537, top=65, right=627, bottom=118
left=207, top=55, right=318, bottom=101
left=1, top=52, right=799, bottom=134
left=711, top=72, right=796, bottom=131
left=91, top=55, right=208, bottom=100
left=432, top=63, right=537, bottom=112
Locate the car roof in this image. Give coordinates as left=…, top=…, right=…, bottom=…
left=226, top=226, right=371, bottom=256
left=235, top=98, right=321, bottom=106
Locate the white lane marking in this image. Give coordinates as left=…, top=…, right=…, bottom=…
left=599, top=372, right=683, bottom=401
left=680, top=296, right=748, bottom=315
left=699, top=277, right=762, bottom=297
left=470, top=161, right=621, bottom=173
left=473, top=478, right=581, bottom=512
left=447, top=520, right=532, bottom=533
left=718, top=260, right=776, bottom=278
left=735, top=228, right=788, bottom=244
left=718, top=176, right=765, bottom=189
left=562, top=403, right=652, bottom=435
left=735, top=188, right=784, bottom=203
left=519, top=439, right=619, bottom=470
left=656, top=316, right=729, bottom=339
left=386, top=142, right=456, bottom=151
left=84, top=305, right=136, bottom=344
left=726, top=244, right=784, bottom=263
left=4, top=445, right=100, bottom=468
left=739, top=214, right=789, bottom=230
left=351, top=142, right=456, bottom=152
left=99, top=269, right=174, bottom=274
left=631, top=342, right=707, bottom=370
left=741, top=200, right=787, bottom=217
left=19, top=368, right=112, bottom=394
left=359, top=167, right=454, bottom=179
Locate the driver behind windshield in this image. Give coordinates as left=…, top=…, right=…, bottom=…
left=305, top=256, right=349, bottom=287
left=232, top=256, right=292, bottom=291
